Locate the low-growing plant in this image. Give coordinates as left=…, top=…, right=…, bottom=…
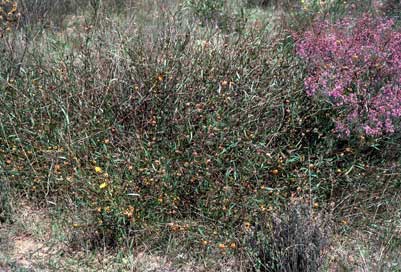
left=184, top=0, right=246, bottom=33
left=0, top=178, right=14, bottom=224
left=185, top=0, right=224, bottom=26
left=248, top=203, right=328, bottom=272
left=277, top=0, right=360, bottom=33
left=295, top=14, right=401, bottom=137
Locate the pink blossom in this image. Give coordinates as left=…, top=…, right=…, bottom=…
left=295, top=14, right=401, bottom=137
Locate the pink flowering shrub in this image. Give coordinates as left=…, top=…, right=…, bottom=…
left=295, top=14, right=401, bottom=137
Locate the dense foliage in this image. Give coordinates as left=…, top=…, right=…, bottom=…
left=1, top=0, right=400, bottom=271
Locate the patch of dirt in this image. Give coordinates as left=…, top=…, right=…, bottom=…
left=8, top=235, right=47, bottom=269
left=0, top=202, right=58, bottom=271
left=1, top=200, right=242, bottom=271
left=0, top=203, right=188, bottom=271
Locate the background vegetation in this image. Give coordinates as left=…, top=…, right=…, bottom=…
left=1, top=0, right=400, bottom=271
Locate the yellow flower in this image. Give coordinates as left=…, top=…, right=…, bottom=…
left=218, top=243, right=226, bottom=250
left=123, top=206, right=135, bottom=218
left=271, top=169, right=279, bottom=176
left=8, top=5, right=16, bottom=15
left=95, top=166, right=103, bottom=173
left=99, top=182, right=108, bottom=189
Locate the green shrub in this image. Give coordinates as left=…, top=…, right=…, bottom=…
left=1, top=1, right=399, bottom=256
left=184, top=0, right=246, bottom=32
left=0, top=16, right=339, bottom=245
left=185, top=0, right=224, bottom=25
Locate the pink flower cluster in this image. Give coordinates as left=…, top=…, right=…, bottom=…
left=295, top=14, right=401, bottom=137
